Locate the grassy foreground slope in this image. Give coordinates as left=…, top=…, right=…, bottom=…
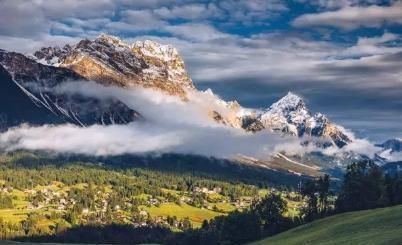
left=251, top=205, right=402, bottom=245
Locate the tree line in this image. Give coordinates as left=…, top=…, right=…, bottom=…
left=7, top=159, right=402, bottom=244
left=167, top=159, right=402, bottom=244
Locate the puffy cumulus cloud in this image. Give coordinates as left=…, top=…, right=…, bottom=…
left=35, top=0, right=115, bottom=19
left=117, top=0, right=185, bottom=9
left=0, top=0, right=48, bottom=37
left=104, top=10, right=169, bottom=33
left=295, top=0, right=388, bottom=9
left=0, top=0, right=116, bottom=37
left=333, top=32, right=402, bottom=58
left=292, top=1, right=402, bottom=29
left=164, top=23, right=234, bottom=42
left=218, top=0, right=288, bottom=25
left=0, top=34, right=82, bottom=54
left=154, top=3, right=223, bottom=20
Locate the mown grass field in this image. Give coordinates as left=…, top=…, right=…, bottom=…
left=251, top=205, right=402, bottom=245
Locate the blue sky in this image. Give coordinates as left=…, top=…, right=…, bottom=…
left=0, top=0, right=402, bottom=142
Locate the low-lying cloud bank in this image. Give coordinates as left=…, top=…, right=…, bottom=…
left=0, top=122, right=294, bottom=158
left=0, top=81, right=384, bottom=160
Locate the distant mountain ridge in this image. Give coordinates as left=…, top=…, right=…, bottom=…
left=377, top=138, right=402, bottom=152
left=0, top=34, right=350, bottom=151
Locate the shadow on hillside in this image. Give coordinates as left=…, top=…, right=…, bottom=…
left=2, top=151, right=311, bottom=188
left=12, top=224, right=172, bottom=244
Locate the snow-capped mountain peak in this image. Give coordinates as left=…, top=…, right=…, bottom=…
left=31, top=34, right=194, bottom=97
left=259, top=92, right=310, bottom=136
left=254, top=92, right=350, bottom=147
left=270, top=92, right=306, bottom=112
left=96, top=33, right=130, bottom=50
left=3, top=36, right=352, bottom=149
left=132, top=40, right=179, bottom=62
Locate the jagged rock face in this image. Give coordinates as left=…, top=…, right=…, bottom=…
left=201, top=89, right=244, bottom=128
left=259, top=92, right=310, bottom=136
left=32, top=45, right=72, bottom=66
left=32, top=34, right=194, bottom=99
left=241, top=116, right=265, bottom=132
left=244, top=92, right=351, bottom=148
left=132, top=40, right=194, bottom=91
left=61, top=36, right=148, bottom=88
left=2, top=34, right=352, bottom=149
left=0, top=49, right=140, bottom=126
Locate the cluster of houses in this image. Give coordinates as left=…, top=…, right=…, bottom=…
left=0, top=186, right=13, bottom=194
left=193, top=186, right=222, bottom=194
left=16, top=183, right=257, bottom=230
left=25, top=188, right=77, bottom=211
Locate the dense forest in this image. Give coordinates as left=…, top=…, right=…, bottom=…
left=1, top=152, right=402, bottom=245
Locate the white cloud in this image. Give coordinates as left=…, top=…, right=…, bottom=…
left=0, top=34, right=82, bottom=54
left=336, top=32, right=402, bottom=58
left=105, top=10, right=168, bottom=33
left=219, top=0, right=288, bottom=24
left=0, top=81, right=294, bottom=158
left=0, top=81, right=383, bottom=160
left=0, top=0, right=48, bottom=37
left=154, top=3, right=223, bottom=20
left=293, top=2, right=402, bottom=30
left=295, top=0, right=386, bottom=9
left=0, top=0, right=401, bottom=142
left=378, top=149, right=402, bottom=162
left=164, top=23, right=233, bottom=42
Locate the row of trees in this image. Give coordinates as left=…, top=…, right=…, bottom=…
left=169, top=160, right=402, bottom=244
left=0, top=164, right=258, bottom=201
left=336, top=160, right=402, bottom=212
left=166, top=193, right=298, bottom=245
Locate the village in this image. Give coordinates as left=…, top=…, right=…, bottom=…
left=0, top=181, right=264, bottom=231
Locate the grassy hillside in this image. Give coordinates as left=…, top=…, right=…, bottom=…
left=251, top=205, right=402, bottom=245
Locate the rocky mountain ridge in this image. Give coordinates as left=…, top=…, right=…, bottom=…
left=0, top=48, right=139, bottom=127
left=32, top=34, right=194, bottom=99
left=1, top=34, right=350, bottom=149
left=254, top=92, right=351, bottom=147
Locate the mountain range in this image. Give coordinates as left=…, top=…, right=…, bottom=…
left=0, top=34, right=398, bottom=175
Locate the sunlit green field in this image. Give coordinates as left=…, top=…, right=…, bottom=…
left=251, top=205, right=402, bottom=245
left=144, top=203, right=224, bottom=227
